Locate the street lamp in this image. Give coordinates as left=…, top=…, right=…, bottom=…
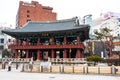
left=117, top=51, right=120, bottom=66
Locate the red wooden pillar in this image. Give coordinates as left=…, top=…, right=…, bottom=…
left=18, top=40, right=21, bottom=45
left=37, top=39, right=41, bottom=45
left=15, top=50, right=18, bottom=58
left=76, top=49, right=82, bottom=58
left=15, top=39, right=19, bottom=45
left=20, top=40, right=23, bottom=45
left=64, top=36, right=67, bottom=45
left=51, top=49, right=54, bottom=58
left=69, top=49, right=72, bottom=58
left=63, top=49, right=67, bottom=58
left=26, top=40, right=29, bottom=45
left=52, top=38, right=55, bottom=45
left=49, top=37, right=55, bottom=45
left=37, top=50, right=40, bottom=60
left=77, top=36, right=81, bottom=45
left=26, top=50, right=29, bottom=59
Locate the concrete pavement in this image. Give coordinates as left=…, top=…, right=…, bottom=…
left=0, top=68, right=120, bottom=80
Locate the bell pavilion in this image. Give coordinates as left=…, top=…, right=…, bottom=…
left=2, top=18, right=90, bottom=61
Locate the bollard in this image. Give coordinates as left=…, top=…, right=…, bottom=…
left=61, top=65, right=64, bottom=73
left=38, top=65, right=40, bottom=73
left=111, top=65, right=116, bottom=75
left=50, top=66, right=52, bottom=72
left=98, top=66, right=100, bottom=74
left=84, top=64, right=88, bottom=74
left=60, top=65, right=62, bottom=73
left=29, top=64, right=33, bottom=72
left=41, top=66, right=43, bottom=72
left=39, top=65, right=41, bottom=72
left=59, top=65, right=61, bottom=72
left=21, top=64, right=24, bottom=72
left=84, top=66, right=88, bottom=74
left=72, top=65, right=74, bottom=73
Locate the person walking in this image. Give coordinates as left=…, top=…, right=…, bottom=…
left=2, top=61, right=6, bottom=69
left=16, top=62, right=19, bottom=69
left=8, top=60, right=12, bottom=71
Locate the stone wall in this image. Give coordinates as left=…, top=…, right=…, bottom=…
left=22, top=64, right=120, bottom=75
left=0, top=63, right=120, bottom=75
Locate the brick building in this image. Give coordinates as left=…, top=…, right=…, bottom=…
left=16, top=1, right=56, bottom=28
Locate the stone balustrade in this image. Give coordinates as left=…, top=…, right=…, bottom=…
left=48, top=58, right=87, bottom=64
left=0, top=58, right=32, bottom=63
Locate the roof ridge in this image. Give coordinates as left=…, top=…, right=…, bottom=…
left=28, top=17, right=76, bottom=24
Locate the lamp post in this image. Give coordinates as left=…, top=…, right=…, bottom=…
left=113, top=49, right=120, bottom=66
left=117, top=51, right=120, bottom=66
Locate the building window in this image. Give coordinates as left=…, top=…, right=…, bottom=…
left=27, top=10, right=30, bottom=13
left=27, top=19, right=31, bottom=22
left=118, top=34, right=120, bottom=37
left=1, top=38, right=4, bottom=43
left=27, top=15, right=30, bottom=18
left=0, top=46, right=4, bottom=50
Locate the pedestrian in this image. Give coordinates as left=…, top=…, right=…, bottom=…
left=2, top=61, right=6, bottom=69
left=8, top=60, right=12, bottom=71
left=16, top=62, right=19, bottom=69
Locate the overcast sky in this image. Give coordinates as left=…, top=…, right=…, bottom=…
left=0, top=0, right=120, bottom=28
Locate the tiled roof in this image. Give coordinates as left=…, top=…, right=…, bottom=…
left=2, top=18, right=89, bottom=33
left=2, top=18, right=90, bottom=41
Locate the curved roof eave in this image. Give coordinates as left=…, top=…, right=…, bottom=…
left=2, top=18, right=90, bottom=36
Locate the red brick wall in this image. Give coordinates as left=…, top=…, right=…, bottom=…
left=16, top=1, right=56, bottom=27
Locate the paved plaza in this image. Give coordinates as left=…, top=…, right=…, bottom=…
left=0, top=68, right=120, bottom=80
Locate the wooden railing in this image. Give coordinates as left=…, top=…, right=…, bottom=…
left=9, top=44, right=85, bottom=49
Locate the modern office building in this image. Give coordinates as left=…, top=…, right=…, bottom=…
left=0, top=27, right=11, bottom=58
left=83, top=14, right=93, bottom=38
left=16, top=1, right=56, bottom=28
left=92, top=12, right=120, bottom=58
left=100, top=17, right=120, bottom=53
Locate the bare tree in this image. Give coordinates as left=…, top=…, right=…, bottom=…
left=94, top=27, right=114, bottom=57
